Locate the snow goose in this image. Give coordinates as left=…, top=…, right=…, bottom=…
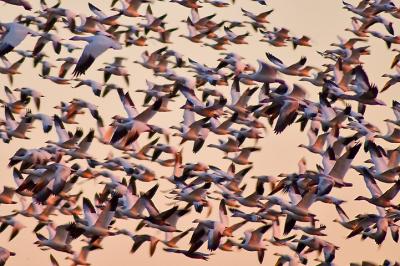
left=355, top=174, right=400, bottom=209
left=291, top=35, right=312, bottom=49
left=70, top=32, right=122, bottom=77
left=237, top=59, right=285, bottom=85
left=39, top=74, right=71, bottom=85
left=14, top=87, right=43, bottom=110
left=111, top=0, right=143, bottom=17
left=266, top=53, right=313, bottom=77
left=0, top=22, right=38, bottom=56
left=118, top=183, right=158, bottom=219
left=46, top=115, right=83, bottom=149
left=163, top=247, right=211, bottom=260
left=0, top=86, right=28, bottom=114
left=151, top=27, right=178, bottom=44
left=2, top=107, right=32, bottom=139
left=205, top=0, right=229, bottom=7
left=65, top=246, right=92, bottom=265
left=32, top=32, right=63, bottom=56
left=384, top=100, right=400, bottom=126
left=367, top=30, right=400, bottom=48
left=298, top=128, right=329, bottom=154
left=73, top=79, right=103, bottom=97
left=228, top=179, right=265, bottom=208
left=72, top=194, right=120, bottom=238
left=344, top=19, right=369, bottom=37
left=376, top=122, right=400, bottom=143
left=237, top=224, right=272, bottom=263
left=1, top=0, right=31, bottom=10
left=30, top=113, right=53, bottom=133
left=170, top=0, right=202, bottom=9
left=318, top=143, right=361, bottom=195
left=95, top=116, right=115, bottom=145
left=140, top=205, right=183, bottom=233
left=127, top=233, right=160, bottom=257
left=34, top=224, right=74, bottom=254
left=140, top=5, right=167, bottom=34
left=207, top=136, right=241, bottom=153
left=88, top=3, right=122, bottom=26
left=65, top=129, right=95, bottom=161
left=223, top=26, right=249, bottom=44
left=97, top=65, right=130, bottom=86
left=56, top=57, right=77, bottom=78
left=294, top=235, right=338, bottom=263
left=110, top=97, right=163, bottom=144
left=0, top=214, right=26, bottom=241
left=241, top=8, right=273, bottom=24
left=382, top=66, right=400, bottom=92
left=0, top=246, right=15, bottom=265
left=0, top=187, right=16, bottom=204
left=191, top=200, right=231, bottom=251
left=223, top=147, right=260, bottom=165
left=179, top=18, right=212, bottom=43
left=0, top=57, right=25, bottom=85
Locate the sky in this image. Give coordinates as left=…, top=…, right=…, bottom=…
left=0, top=0, right=399, bottom=265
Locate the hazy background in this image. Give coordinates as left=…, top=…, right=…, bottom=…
left=0, top=0, right=399, bottom=265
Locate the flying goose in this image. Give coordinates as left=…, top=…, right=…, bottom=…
left=14, top=87, right=43, bottom=110
left=291, top=35, right=312, bottom=49
left=0, top=187, right=17, bottom=204
left=355, top=174, right=400, bottom=209
left=384, top=100, right=400, bottom=126
left=2, top=107, right=32, bottom=139
left=73, top=79, right=103, bottom=97
left=65, top=246, right=92, bottom=265
left=237, top=59, right=285, bottom=85
left=294, top=235, right=338, bottom=263
left=88, top=3, right=122, bottom=26
left=382, top=66, right=400, bottom=92
left=241, top=8, right=273, bottom=24
left=376, top=122, right=400, bottom=143
left=72, top=194, right=120, bottom=238
left=111, top=0, right=143, bottom=17
left=236, top=224, right=272, bottom=263
left=0, top=246, right=15, bottom=266
left=163, top=247, right=211, bottom=260
left=46, top=115, right=83, bottom=149
left=266, top=53, right=312, bottom=77
left=70, top=32, right=122, bottom=76
left=0, top=86, right=28, bottom=114
left=223, top=147, right=260, bottom=165
left=32, top=32, right=63, bottom=56
left=0, top=22, right=38, bottom=56
left=0, top=57, right=25, bottom=85
left=57, top=57, right=77, bottom=78
left=0, top=215, right=28, bottom=242
left=1, top=0, right=31, bottom=10
left=34, top=224, right=74, bottom=254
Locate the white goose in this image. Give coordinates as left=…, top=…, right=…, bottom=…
left=74, top=195, right=119, bottom=238
left=70, top=32, right=122, bottom=76
left=1, top=0, right=32, bottom=10
left=0, top=22, right=38, bottom=56
left=0, top=246, right=15, bottom=265
left=65, top=246, right=91, bottom=266
left=237, top=224, right=272, bottom=263
left=34, top=224, right=74, bottom=254
left=111, top=0, right=143, bottom=17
